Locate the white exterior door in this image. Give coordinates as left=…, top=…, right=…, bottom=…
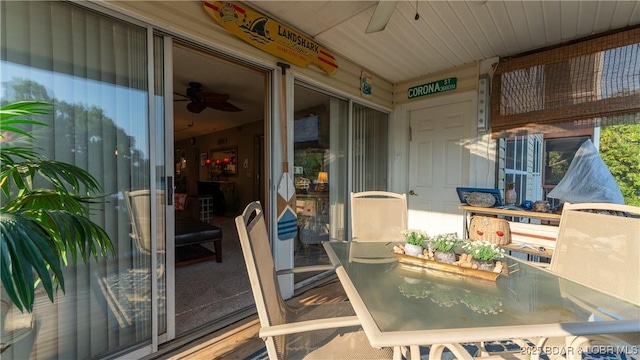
left=408, top=99, right=473, bottom=236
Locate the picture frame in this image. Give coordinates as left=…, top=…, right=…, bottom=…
left=200, top=152, right=208, bottom=167
left=456, top=187, right=503, bottom=207
left=210, top=147, right=238, bottom=176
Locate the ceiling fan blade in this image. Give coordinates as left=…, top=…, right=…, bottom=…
left=198, top=92, right=230, bottom=103
left=187, top=102, right=207, bottom=113
left=365, top=0, right=398, bottom=34
left=208, top=101, right=242, bottom=112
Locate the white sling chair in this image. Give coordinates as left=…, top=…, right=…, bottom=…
left=235, top=201, right=394, bottom=360
left=531, top=202, right=640, bottom=360
left=350, top=191, right=408, bottom=242
left=430, top=202, right=640, bottom=360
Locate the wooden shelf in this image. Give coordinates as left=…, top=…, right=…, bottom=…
left=459, top=205, right=559, bottom=261
left=459, top=205, right=560, bottom=221
left=500, top=243, right=553, bottom=258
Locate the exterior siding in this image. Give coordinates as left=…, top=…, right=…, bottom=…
left=395, top=62, right=478, bottom=106
left=104, top=1, right=394, bottom=109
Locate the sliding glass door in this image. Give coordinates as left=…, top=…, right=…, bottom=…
left=292, top=84, right=348, bottom=269
left=292, top=83, right=389, bottom=271
left=1, top=1, right=166, bottom=357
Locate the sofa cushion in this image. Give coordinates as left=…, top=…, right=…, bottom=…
left=175, top=219, right=222, bottom=246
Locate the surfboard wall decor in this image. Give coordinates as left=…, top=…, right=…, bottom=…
left=202, top=1, right=338, bottom=75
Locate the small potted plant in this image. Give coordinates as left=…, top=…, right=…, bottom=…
left=462, top=240, right=505, bottom=271
left=427, top=233, right=462, bottom=264
left=401, top=229, right=428, bottom=257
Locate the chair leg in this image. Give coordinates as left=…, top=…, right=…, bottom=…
left=429, top=343, right=475, bottom=360
left=392, top=346, right=404, bottom=360
left=409, top=345, right=421, bottom=360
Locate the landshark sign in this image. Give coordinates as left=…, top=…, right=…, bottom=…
left=203, top=1, right=338, bottom=75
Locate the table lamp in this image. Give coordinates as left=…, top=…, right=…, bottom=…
left=316, top=171, right=328, bottom=191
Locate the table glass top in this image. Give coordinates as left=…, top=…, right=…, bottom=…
left=325, top=241, right=640, bottom=333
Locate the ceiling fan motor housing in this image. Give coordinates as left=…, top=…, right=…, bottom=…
left=186, top=82, right=203, bottom=101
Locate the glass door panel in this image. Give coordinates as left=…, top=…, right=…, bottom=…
left=293, top=85, right=348, bottom=269
left=1, top=1, right=160, bottom=357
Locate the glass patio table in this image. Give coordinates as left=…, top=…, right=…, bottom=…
left=323, top=241, right=640, bottom=360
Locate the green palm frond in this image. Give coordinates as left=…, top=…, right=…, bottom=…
left=1, top=160, right=103, bottom=196
left=0, top=213, right=64, bottom=313
left=6, top=189, right=102, bottom=214
left=37, top=209, right=115, bottom=264
left=0, top=101, right=49, bottom=138
left=0, top=100, right=114, bottom=313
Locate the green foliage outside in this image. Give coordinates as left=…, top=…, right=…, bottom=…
left=599, top=123, right=640, bottom=206
left=293, top=150, right=324, bottom=180
left=545, top=150, right=575, bottom=185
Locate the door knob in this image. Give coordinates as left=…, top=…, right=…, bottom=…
left=409, top=190, right=418, bottom=196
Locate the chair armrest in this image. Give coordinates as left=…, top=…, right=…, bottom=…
left=259, top=315, right=360, bottom=338
left=276, top=264, right=335, bottom=275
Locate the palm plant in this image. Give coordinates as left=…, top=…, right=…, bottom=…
left=0, top=101, right=114, bottom=312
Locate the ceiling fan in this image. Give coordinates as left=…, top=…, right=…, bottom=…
left=365, top=0, right=398, bottom=34
left=365, top=0, right=488, bottom=34
left=174, top=82, right=242, bottom=113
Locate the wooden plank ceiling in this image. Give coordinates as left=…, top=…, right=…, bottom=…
left=246, top=1, right=640, bottom=83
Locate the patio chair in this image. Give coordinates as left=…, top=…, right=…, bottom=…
left=235, top=201, right=394, bottom=360
left=350, top=191, right=408, bottom=242
left=531, top=202, right=640, bottom=360
left=123, top=190, right=166, bottom=278
left=430, top=202, right=640, bottom=360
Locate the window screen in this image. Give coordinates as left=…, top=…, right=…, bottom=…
left=491, top=27, right=640, bottom=137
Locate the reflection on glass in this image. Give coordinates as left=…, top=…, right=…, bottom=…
left=1, top=1, right=155, bottom=358
left=293, top=85, right=348, bottom=273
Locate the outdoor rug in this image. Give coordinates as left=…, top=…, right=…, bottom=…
left=243, top=340, right=635, bottom=360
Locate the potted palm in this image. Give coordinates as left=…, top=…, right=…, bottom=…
left=0, top=101, right=114, bottom=312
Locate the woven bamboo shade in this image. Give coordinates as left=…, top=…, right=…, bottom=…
left=491, top=27, right=640, bottom=137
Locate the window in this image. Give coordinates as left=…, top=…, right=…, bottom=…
left=494, top=28, right=639, bottom=207
left=1, top=1, right=161, bottom=358
left=543, top=134, right=591, bottom=187
left=505, top=136, right=528, bottom=204
left=491, top=28, right=640, bottom=136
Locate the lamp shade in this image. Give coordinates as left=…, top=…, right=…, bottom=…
left=317, top=171, right=328, bottom=183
